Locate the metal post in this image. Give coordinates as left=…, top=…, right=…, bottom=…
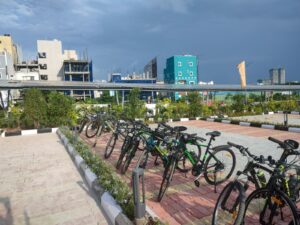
left=132, top=168, right=146, bottom=224
left=116, top=90, right=119, bottom=105
left=284, top=111, right=288, bottom=126
left=122, top=90, right=125, bottom=108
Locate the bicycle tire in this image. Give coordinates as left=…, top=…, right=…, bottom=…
left=204, top=147, right=236, bottom=185
left=104, top=133, right=117, bottom=159
left=157, top=157, right=176, bottom=202
left=243, top=188, right=299, bottom=225
left=212, top=181, right=246, bottom=225
left=78, top=118, right=88, bottom=134
left=176, top=145, right=201, bottom=173
left=116, top=136, right=132, bottom=169
left=85, top=120, right=100, bottom=138
left=136, top=150, right=149, bottom=169
left=121, top=141, right=139, bottom=174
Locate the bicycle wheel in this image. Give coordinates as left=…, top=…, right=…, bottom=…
left=85, top=121, right=100, bottom=138
left=78, top=118, right=88, bottom=134
left=204, top=147, right=236, bottom=185
left=157, top=157, right=176, bottom=202
left=212, top=181, right=246, bottom=225
left=177, top=144, right=201, bottom=173
left=136, top=150, right=149, bottom=169
left=121, top=141, right=139, bottom=174
left=243, top=188, right=299, bottom=225
left=104, top=133, right=118, bottom=159
left=116, top=136, right=132, bottom=169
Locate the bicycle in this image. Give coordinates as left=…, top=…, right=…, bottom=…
left=92, top=113, right=117, bottom=147
left=104, top=120, right=130, bottom=159
left=212, top=137, right=300, bottom=225
left=120, top=122, right=186, bottom=174
left=158, top=130, right=236, bottom=201
left=115, top=120, right=145, bottom=170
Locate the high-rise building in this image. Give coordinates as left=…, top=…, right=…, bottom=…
left=0, top=34, right=22, bottom=65
left=164, top=55, right=198, bottom=99
left=37, top=39, right=64, bottom=81
left=270, top=68, right=286, bottom=84
left=144, top=57, right=157, bottom=79
left=278, top=68, right=286, bottom=84
left=0, top=51, right=14, bottom=80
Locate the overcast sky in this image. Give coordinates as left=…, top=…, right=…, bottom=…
left=1, top=0, right=299, bottom=83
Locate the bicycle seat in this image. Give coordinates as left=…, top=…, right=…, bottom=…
left=206, top=131, right=221, bottom=137
left=173, top=126, right=187, bottom=132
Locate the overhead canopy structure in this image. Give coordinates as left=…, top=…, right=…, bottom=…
left=0, top=80, right=300, bottom=92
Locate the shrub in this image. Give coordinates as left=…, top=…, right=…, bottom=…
left=47, top=92, right=76, bottom=127
left=124, top=88, right=146, bottom=119
left=23, top=88, right=47, bottom=128
left=187, top=92, right=202, bottom=117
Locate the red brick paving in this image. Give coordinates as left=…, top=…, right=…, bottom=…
left=80, top=120, right=300, bottom=225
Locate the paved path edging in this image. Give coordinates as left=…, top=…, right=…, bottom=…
left=1, top=127, right=58, bottom=137
left=56, top=129, right=133, bottom=225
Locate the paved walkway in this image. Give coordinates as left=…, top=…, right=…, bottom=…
left=81, top=120, right=300, bottom=225
left=0, top=133, right=108, bottom=225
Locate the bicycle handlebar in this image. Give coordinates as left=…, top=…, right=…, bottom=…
left=268, top=137, right=285, bottom=147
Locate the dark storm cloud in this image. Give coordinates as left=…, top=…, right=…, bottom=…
left=0, top=0, right=299, bottom=83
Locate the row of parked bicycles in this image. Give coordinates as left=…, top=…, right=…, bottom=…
left=78, top=112, right=300, bottom=225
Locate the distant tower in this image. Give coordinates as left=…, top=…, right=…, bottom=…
left=278, top=68, right=286, bottom=84
left=269, top=68, right=285, bottom=84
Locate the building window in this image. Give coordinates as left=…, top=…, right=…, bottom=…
left=189, top=62, right=193, bottom=66
left=189, top=81, right=195, bottom=84
left=178, top=71, right=182, bottom=76
left=39, top=64, right=47, bottom=69
left=38, top=52, right=46, bottom=58
left=189, top=71, right=193, bottom=76
left=40, top=75, right=48, bottom=80
left=178, top=61, right=182, bottom=67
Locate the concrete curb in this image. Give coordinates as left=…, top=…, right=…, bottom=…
left=221, top=120, right=231, bottom=124
left=57, top=129, right=133, bottom=225
left=239, top=122, right=251, bottom=126
left=1, top=127, right=58, bottom=137
left=261, top=124, right=275, bottom=129
left=288, top=127, right=300, bottom=133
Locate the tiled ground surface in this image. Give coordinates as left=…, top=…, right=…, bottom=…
left=81, top=120, right=300, bottom=225
left=0, top=133, right=108, bottom=225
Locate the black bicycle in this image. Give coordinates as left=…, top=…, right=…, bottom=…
left=158, top=131, right=236, bottom=201
left=104, top=120, right=129, bottom=159
left=212, top=137, right=300, bottom=225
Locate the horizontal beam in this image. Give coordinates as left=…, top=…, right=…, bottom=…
left=0, top=80, right=300, bottom=92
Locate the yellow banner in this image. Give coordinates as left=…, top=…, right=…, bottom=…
left=237, top=61, right=246, bottom=88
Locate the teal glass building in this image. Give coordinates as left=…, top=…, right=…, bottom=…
left=164, top=55, right=198, bottom=99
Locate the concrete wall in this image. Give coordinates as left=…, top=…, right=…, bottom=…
left=15, top=71, right=39, bottom=80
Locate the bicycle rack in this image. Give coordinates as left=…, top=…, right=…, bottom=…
left=132, top=167, right=146, bottom=220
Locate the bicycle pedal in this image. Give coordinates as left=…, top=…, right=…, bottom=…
left=194, top=180, right=200, bottom=187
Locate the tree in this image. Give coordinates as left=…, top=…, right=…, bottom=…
left=23, top=88, right=47, bottom=128
left=124, top=88, right=146, bottom=119
left=99, top=90, right=114, bottom=103
left=231, top=94, right=245, bottom=113
left=187, top=92, right=202, bottom=117
left=47, top=92, right=76, bottom=127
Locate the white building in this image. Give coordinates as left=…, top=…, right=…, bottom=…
left=37, top=39, right=64, bottom=81
left=0, top=50, right=14, bottom=80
